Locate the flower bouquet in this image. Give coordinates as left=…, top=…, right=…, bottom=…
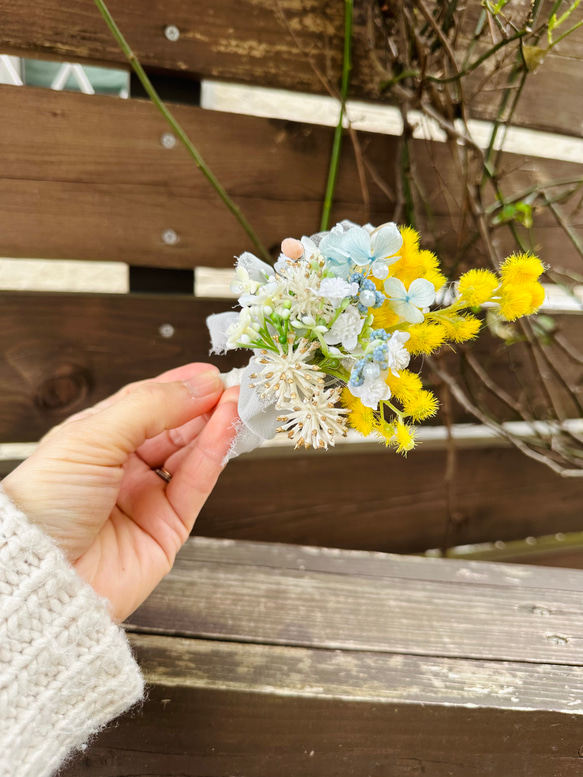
left=207, top=220, right=545, bottom=458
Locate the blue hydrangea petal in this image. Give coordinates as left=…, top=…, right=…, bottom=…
left=407, top=278, right=436, bottom=307
left=383, top=277, right=408, bottom=299
left=341, top=227, right=372, bottom=266
left=372, top=224, right=403, bottom=261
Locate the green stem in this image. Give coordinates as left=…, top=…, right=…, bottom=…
left=320, top=366, right=350, bottom=383
left=320, top=0, right=353, bottom=231
left=549, top=18, right=583, bottom=48
left=425, top=29, right=529, bottom=84
left=93, top=0, right=271, bottom=264
left=315, top=331, right=339, bottom=359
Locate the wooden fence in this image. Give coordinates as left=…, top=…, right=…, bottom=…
left=2, top=3, right=583, bottom=771
left=2, top=1, right=583, bottom=555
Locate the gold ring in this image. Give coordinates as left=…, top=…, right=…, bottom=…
left=153, top=467, right=172, bottom=483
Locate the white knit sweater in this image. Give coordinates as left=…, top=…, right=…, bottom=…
left=0, top=488, right=144, bottom=777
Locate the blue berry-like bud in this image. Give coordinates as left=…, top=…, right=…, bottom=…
left=374, top=291, right=385, bottom=307
left=362, top=279, right=375, bottom=292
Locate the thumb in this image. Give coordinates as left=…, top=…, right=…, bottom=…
left=61, top=370, right=223, bottom=466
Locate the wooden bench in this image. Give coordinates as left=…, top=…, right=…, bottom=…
left=58, top=537, right=583, bottom=776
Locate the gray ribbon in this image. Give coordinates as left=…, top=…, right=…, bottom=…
left=208, top=252, right=280, bottom=458
left=220, top=359, right=279, bottom=460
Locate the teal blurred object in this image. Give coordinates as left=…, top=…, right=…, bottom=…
left=23, top=59, right=128, bottom=95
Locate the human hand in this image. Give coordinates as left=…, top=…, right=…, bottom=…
left=2, top=363, right=239, bottom=622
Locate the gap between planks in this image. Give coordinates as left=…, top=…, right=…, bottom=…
left=0, top=259, right=581, bottom=314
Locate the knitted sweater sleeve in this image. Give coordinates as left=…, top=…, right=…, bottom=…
left=0, top=488, right=145, bottom=777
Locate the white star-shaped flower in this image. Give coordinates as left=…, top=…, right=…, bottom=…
left=315, top=277, right=359, bottom=308
left=387, top=331, right=411, bottom=376
left=323, top=305, right=364, bottom=352
left=349, top=374, right=391, bottom=410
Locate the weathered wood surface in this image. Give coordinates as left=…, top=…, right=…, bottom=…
left=1, top=84, right=582, bottom=269
left=198, top=445, right=583, bottom=554
left=1, top=290, right=583, bottom=551
left=0, top=292, right=245, bottom=441
left=1, top=0, right=582, bottom=138
left=61, top=636, right=583, bottom=777
left=59, top=538, right=583, bottom=776
left=139, top=535, right=583, bottom=594
left=2, top=289, right=583, bottom=438
left=127, top=538, right=583, bottom=664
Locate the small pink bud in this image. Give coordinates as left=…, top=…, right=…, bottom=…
left=281, top=237, right=304, bottom=261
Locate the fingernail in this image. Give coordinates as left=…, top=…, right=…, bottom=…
left=184, top=370, right=221, bottom=398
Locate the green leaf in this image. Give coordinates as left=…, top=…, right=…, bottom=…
left=521, top=45, right=548, bottom=73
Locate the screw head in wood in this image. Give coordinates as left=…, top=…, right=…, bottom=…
left=161, top=132, right=177, bottom=149
left=162, top=229, right=179, bottom=246
left=164, top=24, right=180, bottom=42
left=159, top=323, right=175, bottom=338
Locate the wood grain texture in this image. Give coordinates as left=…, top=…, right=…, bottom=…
left=60, top=539, right=583, bottom=776
left=127, top=538, right=583, bottom=665
left=60, top=673, right=583, bottom=777
left=152, top=535, right=583, bottom=593
left=1, top=291, right=583, bottom=552
left=0, top=292, right=246, bottom=441
left=1, top=291, right=580, bottom=442
left=1, top=0, right=582, bottom=137
left=197, top=444, right=583, bottom=553
left=1, top=85, right=582, bottom=269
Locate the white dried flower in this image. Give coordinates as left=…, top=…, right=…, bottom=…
left=349, top=374, right=391, bottom=410
left=315, top=277, right=359, bottom=307
left=387, top=331, right=411, bottom=376
left=323, top=305, right=364, bottom=351
left=250, top=338, right=324, bottom=407
left=277, top=386, right=348, bottom=449
left=239, top=278, right=282, bottom=308
left=226, top=308, right=259, bottom=349
left=278, top=260, right=333, bottom=325
left=230, top=265, right=259, bottom=297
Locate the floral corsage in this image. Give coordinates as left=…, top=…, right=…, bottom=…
left=207, top=220, right=545, bottom=458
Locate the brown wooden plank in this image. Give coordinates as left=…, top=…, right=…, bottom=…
left=127, top=537, right=583, bottom=665
left=60, top=634, right=583, bottom=776
left=2, top=291, right=583, bottom=552
left=0, top=178, right=350, bottom=268
left=3, top=177, right=580, bottom=272
left=129, top=633, right=583, bottom=713
left=196, top=444, right=583, bottom=554
left=2, top=290, right=581, bottom=444
left=3, top=433, right=583, bottom=554
left=1, top=85, right=582, bottom=270
left=60, top=687, right=583, bottom=776
left=1, top=0, right=582, bottom=137
left=167, top=536, right=583, bottom=593
left=0, top=291, right=246, bottom=441
left=2, top=289, right=583, bottom=554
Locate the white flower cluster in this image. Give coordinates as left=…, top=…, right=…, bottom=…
left=215, top=221, right=437, bottom=448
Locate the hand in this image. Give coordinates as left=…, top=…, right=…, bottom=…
left=2, top=363, right=239, bottom=621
